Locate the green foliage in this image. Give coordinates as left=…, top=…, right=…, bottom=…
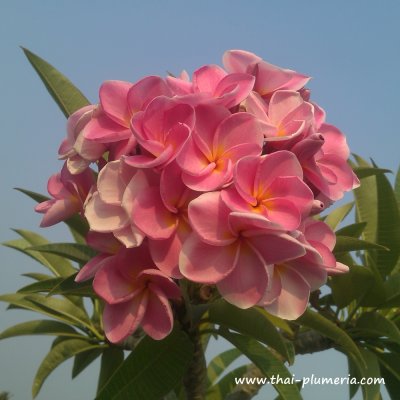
left=96, top=328, right=194, bottom=400
left=21, top=47, right=90, bottom=118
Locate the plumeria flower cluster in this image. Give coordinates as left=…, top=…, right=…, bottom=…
left=36, top=50, right=359, bottom=343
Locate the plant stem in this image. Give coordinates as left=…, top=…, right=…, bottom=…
left=183, top=327, right=207, bottom=400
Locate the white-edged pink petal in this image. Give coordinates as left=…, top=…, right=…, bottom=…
left=103, top=292, right=148, bottom=343
left=179, top=233, right=239, bottom=283
left=264, top=265, right=310, bottom=320
left=217, top=242, right=268, bottom=309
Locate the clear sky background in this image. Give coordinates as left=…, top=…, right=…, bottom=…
left=0, top=1, right=399, bottom=399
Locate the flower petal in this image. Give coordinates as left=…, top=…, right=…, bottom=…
left=188, top=192, right=236, bottom=245
left=141, top=286, right=174, bottom=340
left=217, top=242, right=268, bottom=309
left=85, top=192, right=128, bottom=232
left=99, top=80, right=132, bottom=126
left=179, top=233, right=239, bottom=283
left=264, top=265, right=310, bottom=320
left=103, top=292, right=148, bottom=343
left=131, top=186, right=177, bottom=240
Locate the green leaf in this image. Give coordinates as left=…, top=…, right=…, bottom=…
left=354, top=312, right=400, bottom=345
left=72, top=348, right=103, bottom=379
left=334, top=236, right=387, bottom=254
left=3, top=238, right=67, bottom=276
left=207, top=348, right=242, bottom=386
left=329, top=265, right=375, bottom=308
left=0, top=293, right=91, bottom=330
left=97, top=347, right=125, bottom=394
left=32, top=338, right=105, bottom=398
left=395, top=165, right=400, bottom=208
left=14, top=187, right=49, bottom=203
left=219, top=330, right=302, bottom=400
left=296, top=309, right=365, bottom=370
left=336, top=222, right=367, bottom=238
left=18, top=274, right=94, bottom=297
left=207, top=365, right=249, bottom=400
left=22, top=272, right=53, bottom=281
left=354, top=169, right=378, bottom=243
left=209, top=300, right=291, bottom=362
left=374, top=170, right=400, bottom=276
left=357, top=348, right=382, bottom=400
left=379, top=274, right=400, bottom=307
left=348, top=355, right=361, bottom=399
left=28, top=243, right=97, bottom=264
left=376, top=353, right=400, bottom=381
left=12, top=229, right=76, bottom=276
left=96, top=327, right=194, bottom=400
left=324, top=202, right=354, bottom=230
left=0, top=320, right=82, bottom=340
left=21, top=47, right=90, bottom=118
left=353, top=167, right=391, bottom=179
left=49, top=274, right=95, bottom=297
left=379, top=356, right=400, bottom=399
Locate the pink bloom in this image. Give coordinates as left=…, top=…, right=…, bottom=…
left=292, top=124, right=360, bottom=202
left=176, top=104, right=264, bottom=191
left=166, top=64, right=255, bottom=108
left=83, top=77, right=172, bottom=145
left=93, top=244, right=181, bottom=343
left=58, top=105, right=106, bottom=174
left=125, top=96, right=195, bottom=169
left=75, top=231, right=123, bottom=282
left=127, top=162, right=197, bottom=278
left=180, top=192, right=306, bottom=309
left=35, top=162, right=94, bottom=227
left=259, top=218, right=348, bottom=319
left=244, top=90, right=314, bottom=142
left=223, top=50, right=310, bottom=96
left=221, top=151, right=314, bottom=230
left=84, top=160, right=145, bottom=247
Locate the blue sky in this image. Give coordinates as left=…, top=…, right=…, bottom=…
left=1, top=1, right=399, bottom=399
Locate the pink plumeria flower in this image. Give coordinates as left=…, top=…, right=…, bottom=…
left=291, top=124, right=360, bottom=202
left=75, top=231, right=123, bottom=282
left=84, top=77, right=172, bottom=142
left=223, top=49, right=310, bottom=96
left=127, top=162, right=197, bottom=278
left=222, top=151, right=314, bottom=231
left=259, top=218, right=348, bottom=319
left=244, top=90, right=314, bottom=142
left=180, top=192, right=306, bottom=309
left=93, top=244, right=181, bottom=343
left=35, top=162, right=94, bottom=227
left=125, top=96, right=195, bottom=169
left=84, top=160, right=145, bottom=247
left=58, top=105, right=106, bottom=174
left=166, top=64, right=255, bottom=108
left=176, top=104, right=264, bottom=191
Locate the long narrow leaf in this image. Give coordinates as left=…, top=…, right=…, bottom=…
left=219, top=330, right=302, bottom=400
left=0, top=320, right=82, bottom=340
left=22, top=47, right=90, bottom=118
left=97, top=347, right=125, bottom=394
left=207, top=348, right=242, bottom=386
left=29, top=243, right=97, bottom=264
left=32, top=338, right=105, bottom=398
left=96, top=327, right=193, bottom=400
left=209, top=300, right=291, bottom=362
left=13, top=229, right=75, bottom=276
left=296, top=309, right=365, bottom=370
left=72, top=348, right=103, bottom=379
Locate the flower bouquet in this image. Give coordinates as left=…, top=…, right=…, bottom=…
left=2, top=48, right=400, bottom=400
